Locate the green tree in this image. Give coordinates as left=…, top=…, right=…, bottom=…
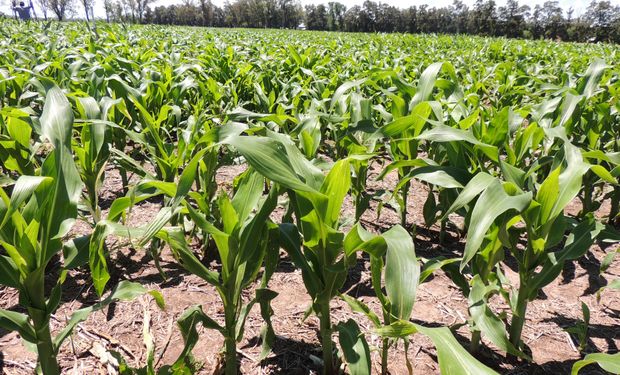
left=327, top=1, right=346, bottom=31
left=451, top=0, right=469, bottom=34
left=540, top=1, right=565, bottom=39
left=305, top=4, right=327, bottom=30
left=586, top=0, right=620, bottom=41
left=45, top=0, right=75, bottom=20
left=469, top=0, right=497, bottom=35
left=498, top=0, right=530, bottom=38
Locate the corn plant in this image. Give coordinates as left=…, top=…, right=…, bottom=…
left=0, top=84, right=160, bottom=374
left=71, top=96, right=113, bottom=224
left=342, top=224, right=418, bottom=373
left=565, top=302, right=590, bottom=352
left=0, top=106, right=37, bottom=176
left=130, top=153, right=279, bottom=374
left=377, top=62, right=464, bottom=229
left=222, top=130, right=358, bottom=374
left=444, top=142, right=603, bottom=355
left=342, top=224, right=500, bottom=375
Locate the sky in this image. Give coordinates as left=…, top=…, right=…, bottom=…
left=0, top=0, right=616, bottom=20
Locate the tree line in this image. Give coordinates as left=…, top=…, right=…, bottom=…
left=5, top=0, right=620, bottom=44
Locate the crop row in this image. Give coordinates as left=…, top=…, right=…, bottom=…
left=0, top=21, right=618, bottom=374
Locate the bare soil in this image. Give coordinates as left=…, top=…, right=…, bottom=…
left=0, top=161, right=618, bottom=375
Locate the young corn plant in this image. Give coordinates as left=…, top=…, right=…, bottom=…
left=0, top=85, right=160, bottom=374
left=0, top=106, right=37, bottom=176
left=326, top=81, right=378, bottom=220
left=377, top=62, right=463, bottom=228
left=446, top=142, right=603, bottom=355
left=342, top=224, right=500, bottom=375
left=72, top=96, right=112, bottom=224
left=222, top=130, right=356, bottom=374
left=141, top=164, right=280, bottom=375
left=342, top=224, right=418, bottom=374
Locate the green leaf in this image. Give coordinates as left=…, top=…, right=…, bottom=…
left=159, top=228, right=220, bottom=286
left=231, top=168, right=264, bottom=223
left=412, top=62, right=445, bottom=105
left=89, top=222, right=112, bottom=296
left=406, top=166, right=468, bottom=189
left=571, top=352, right=620, bottom=375
left=0, top=309, right=36, bottom=343
left=415, top=325, right=499, bottom=375
left=174, top=305, right=224, bottom=369
left=442, top=172, right=496, bottom=220
left=256, top=288, right=278, bottom=361
left=339, top=293, right=381, bottom=328
left=469, top=276, right=528, bottom=359
left=39, top=84, right=82, bottom=260
left=378, top=102, right=432, bottom=138
left=343, top=223, right=387, bottom=258
left=375, top=314, right=507, bottom=375
left=530, top=217, right=602, bottom=291
left=541, top=144, right=590, bottom=225
left=417, top=124, right=498, bottom=161
left=499, top=160, right=526, bottom=188
left=576, top=59, right=608, bottom=99
left=590, top=165, right=617, bottom=184
left=8, top=176, right=52, bottom=213
left=384, top=225, right=418, bottom=320
left=419, top=257, right=460, bottom=283
left=41, top=85, right=73, bottom=148
left=536, top=167, right=561, bottom=225
left=462, top=180, right=531, bottom=269
left=337, top=319, right=371, bottom=375
left=225, top=135, right=315, bottom=192
left=330, top=79, right=367, bottom=110
left=596, top=279, right=620, bottom=302
left=0, top=256, right=19, bottom=288
left=374, top=320, right=418, bottom=338
left=320, top=159, right=351, bottom=228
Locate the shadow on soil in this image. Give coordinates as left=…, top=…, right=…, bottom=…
left=243, top=335, right=322, bottom=374
left=543, top=314, right=620, bottom=354
left=437, top=329, right=594, bottom=375
left=0, top=247, right=188, bottom=323
left=560, top=250, right=606, bottom=296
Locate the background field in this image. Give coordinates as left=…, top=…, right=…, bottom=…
left=0, top=21, right=618, bottom=374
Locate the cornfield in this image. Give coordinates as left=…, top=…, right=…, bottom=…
left=0, top=20, right=618, bottom=375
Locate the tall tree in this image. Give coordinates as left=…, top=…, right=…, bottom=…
left=498, top=0, right=529, bottom=38
left=103, top=0, right=113, bottom=22
left=86, top=0, right=620, bottom=44
left=135, top=0, right=154, bottom=23
left=327, top=2, right=346, bottom=31
left=79, top=0, right=94, bottom=22
left=305, top=4, right=327, bottom=30
left=36, top=0, right=49, bottom=19
left=469, top=0, right=497, bottom=35
left=540, top=0, right=564, bottom=39
left=343, top=5, right=363, bottom=32
left=198, top=0, right=215, bottom=26
left=451, top=0, right=469, bottom=34
left=46, top=0, right=75, bottom=20
left=119, top=0, right=152, bottom=23
left=586, top=0, right=620, bottom=41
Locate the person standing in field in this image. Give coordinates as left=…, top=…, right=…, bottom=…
left=12, top=1, right=34, bottom=20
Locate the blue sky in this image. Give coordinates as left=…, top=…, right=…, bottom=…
left=0, top=0, right=613, bottom=19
